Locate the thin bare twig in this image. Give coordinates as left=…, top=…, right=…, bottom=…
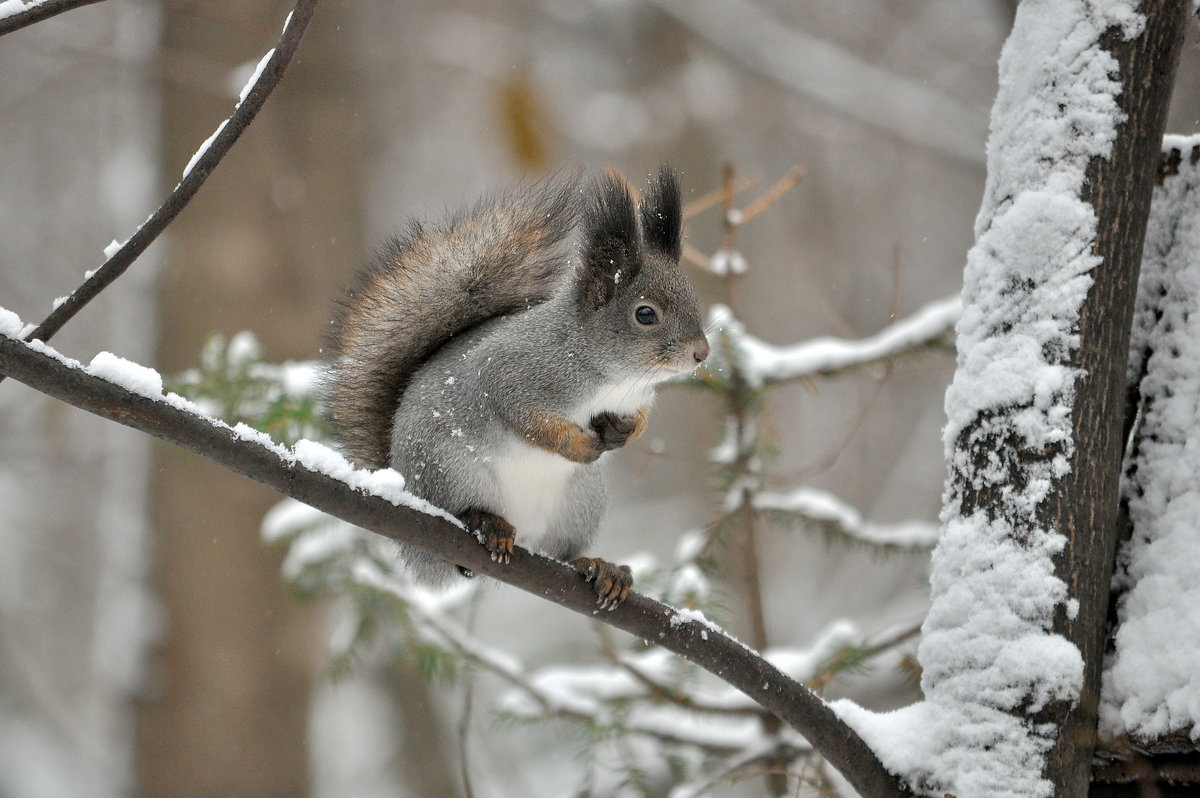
left=0, top=0, right=106, bottom=37
left=686, top=164, right=805, bottom=284
left=736, top=167, right=806, bottom=226
left=2, top=0, right=318, bottom=378
left=682, top=174, right=762, bottom=220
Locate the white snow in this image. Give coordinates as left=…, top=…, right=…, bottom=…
left=674, top=528, right=706, bottom=562
left=262, top=497, right=329, bottom=543
left=833, top=2, right=1141, bottom=795
left=292, top=439, right=460, bottom=525
left=0, top=306, right=24, bottom=338
left=0, top=0, right=43, bottom=22
left=707, top=415, right=749, bottom=465
left=1101, top=134, right=1200, bottom=745
left=280, top=522, right=360, bottom=582
left=226, top=329, right=261, bottom=365
left=752, top=486, right=939, bottom=549
left=181, top=119, right=228, bottom=179
left=180, top=25, right=281, bottom=180
left=232, top=49, right=275, bottom=103
left=270, top=359, right=319, bottom=396
left=492, top=617, right=877, bottom=759
left=231, top=421, right=291, bottom=459
left=88, top=351, right=164, bottom=399
left=709, top=248, right=747, bottom=276
left=669, top=605, right=713, bottom=629
left=665, top=562, right=709, bottom=603
left=706, top=295, right=959, bottom=387
left=104, top=238, right=125, bottom=259
left=764, top=620, right=860, bottom=681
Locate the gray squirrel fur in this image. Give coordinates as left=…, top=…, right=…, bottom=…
left=324, top=166, right=709, bottom=599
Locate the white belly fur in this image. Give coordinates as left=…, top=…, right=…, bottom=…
left=572, top=375, right=656, bottom=425
left=493, top=378, right=655, bottom=546
left=493, top=442, right=576, bottom=545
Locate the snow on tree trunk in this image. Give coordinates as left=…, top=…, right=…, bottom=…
left=1102, top=136, right=1200, bottom=748
left=834, top=2, right=1187, bottom=796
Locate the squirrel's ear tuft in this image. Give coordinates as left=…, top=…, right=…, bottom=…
left=639, top=164, right=682, bottom=262
left=579, top=174, right=641, bottom=308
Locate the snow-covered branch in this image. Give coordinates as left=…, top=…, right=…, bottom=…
left=0, top=0, right=104, bottom=36
left=0, top=314, right=906, bottom=798
left=750, top=486, right=939, bottom=551
left=704, top=295, right=958, bottom=388
left=1, top=0, right=317, bottom=367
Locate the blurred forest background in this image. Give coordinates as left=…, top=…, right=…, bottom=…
left=1, top=1, right=1198, bottom=796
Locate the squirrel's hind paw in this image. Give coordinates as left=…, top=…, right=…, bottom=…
left=571, top=556, right=633, bottom=610
left=461, top=508, right=516, bottom=565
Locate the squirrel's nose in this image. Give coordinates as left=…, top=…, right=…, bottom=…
left=691, top=337, right=710, bottom=364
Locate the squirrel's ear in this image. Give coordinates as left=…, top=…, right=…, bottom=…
left=579, top=174, right=641, bottom=308
left=639, top=164, right=682, bottom=262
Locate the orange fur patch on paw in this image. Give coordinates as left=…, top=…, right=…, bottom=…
left=520, top=410, right=601, bottom=463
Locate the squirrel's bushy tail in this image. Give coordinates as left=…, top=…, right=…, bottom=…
left=324, top=176, right=580, bottom=469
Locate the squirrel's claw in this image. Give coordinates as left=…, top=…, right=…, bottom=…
left=461, top=508, right=516, bottom=566
left=571, top=557, right=633, bottom=610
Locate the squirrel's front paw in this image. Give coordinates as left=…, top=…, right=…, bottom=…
left=589, top=411, right=641, bottom=453
left=461, top=508, right=516, bottom=565
left=571, top=556, right=633, bottom=610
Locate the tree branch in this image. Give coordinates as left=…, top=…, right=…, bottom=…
left=699, top=295, right=958, bottom=389
left=0, top=0, right=318, bottom=377
left=0, top=0, right=106, bottom=37
left=0, top=329, right=907, bottom=798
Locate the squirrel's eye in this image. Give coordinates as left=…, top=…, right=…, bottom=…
left=635, top=305, right=659, bottom=325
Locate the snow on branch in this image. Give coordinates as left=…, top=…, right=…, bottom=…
left=0, top=0, right=104, bottom=36
left=703, top=294, right=958, bottom=388
left=751, top=486, right=939, bottom=551
left=1102, top=135, right=1200, bottom=748
left=0, top=310, right=905, bottom=798
left=1, top=0, right=318, bottom=369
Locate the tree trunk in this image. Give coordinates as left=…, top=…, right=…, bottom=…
left=135, top=2, right=358, bottom=794
left=1040, top=4, right=1187, bottom=795
left=925, top=2, right=1188, bottom=797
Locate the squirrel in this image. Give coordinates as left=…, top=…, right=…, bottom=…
left=323, top=165, right=709, bottom=609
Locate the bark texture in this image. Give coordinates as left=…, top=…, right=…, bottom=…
left=1040, top=5, right=1188, bottom=796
